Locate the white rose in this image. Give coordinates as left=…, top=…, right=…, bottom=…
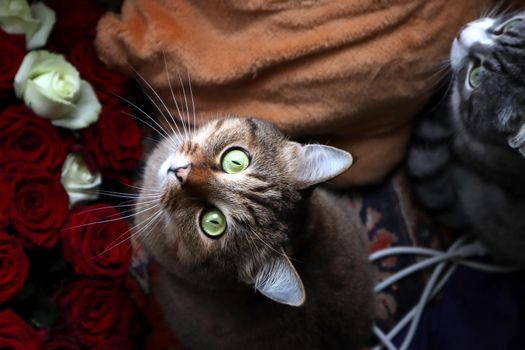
left=14, top=50, right=101, bottom=129
left=61, top=153, right=102, bottom=207
left=0, top=0, right=56, bottom=49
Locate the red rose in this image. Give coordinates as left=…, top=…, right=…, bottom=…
left=0, top=29, right=25, bottom=99
left=61, top=204, right=132, bottom=279
left=45, top=0, right=106, bottom=51
left=56, top=279, right=139, bottom=347
left=0, top=233, right=29, bottom=304
left=0, top=177, right=9, bottom=229
left=9, top=163, right=69, bottom=248
left=69, top=39, right=129, bottom=102
left=0, top=309, right=45, bottom=350
left=0, top=105, right=68, bottom=174
left=83, top=102, right=143, bottom=177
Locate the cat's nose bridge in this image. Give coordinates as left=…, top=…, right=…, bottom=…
left=456, top=18, right=495, bottom=50
left=186, top=164, right=212, bottom=188
left=458, top=25, right=493, bottom=49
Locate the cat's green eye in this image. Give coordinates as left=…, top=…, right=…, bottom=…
left=200, top=208, right=227, bottom=238
left=468, top=66, right=481, bottom=88
left=221, top=149, right=250, bottom=174
left=502, top=19, right=522, bottom=33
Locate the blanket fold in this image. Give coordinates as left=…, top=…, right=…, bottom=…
left=95, top=0, right=494, bottom=186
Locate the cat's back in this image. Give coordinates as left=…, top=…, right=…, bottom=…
left=155, top=187, right=374, bottom=350
left=296, top=188, right=374, bottom=348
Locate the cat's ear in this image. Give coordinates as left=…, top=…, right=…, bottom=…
left=254, top=254, right=305, bottom=307
left=287, top=142, right=353, bottom=189
left=507, top=124, right=525, bottom=156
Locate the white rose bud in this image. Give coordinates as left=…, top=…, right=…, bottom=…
left=14, top=50, right=101, bottom=129
left=61, top=153, right=102, bottom=207
left=0, top=0, right=56, bottom=49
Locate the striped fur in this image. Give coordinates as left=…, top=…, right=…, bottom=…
left=407, top=11, right=525, bottom=265
left=135, top=117, right=374, bottom=349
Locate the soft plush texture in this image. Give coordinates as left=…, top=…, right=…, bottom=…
left=95, top=0, right=495, bottom=186
left=126, top=169, right=452, bottom=349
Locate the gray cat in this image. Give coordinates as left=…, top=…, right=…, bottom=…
left=407, top=12, right=525, bottom=265
left=134, top=117, right=374, bottom=349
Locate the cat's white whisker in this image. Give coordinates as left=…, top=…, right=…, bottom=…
left=177, top=71, right=189, bottom=137
left=92, top=193, right=156, bottom=200
left=187, top=70, right=197, bottom=136
left=177, top=70, right=191, bottom=140
left=76, top=204, right=144, bottom=224
left=111, top=92, right=179, bottom=149
left=73, top=199, right=158, bottom=216
left=95, top=189, right=160, bottom=196
left=182, top=69, right=194, bottom=136
left=484, top=1, right=511, bottom=19
left=118, top=181, right=162, bottom=194
left=95, top=190, right=161, bottom=199
left=250, top=229, right=288, bottom=259
left=144, top=135, right=162, bottom=143
left=162, top=51, right=188, bottom=141
left=62, top=202, right=160, bottom=232
left=72, top=202, right=157, bottom=229
left=93, top=207, right=162, bottom=259
left=128, top=65, right=183, bottom=146
left=120, top=110, right=179, bottom=148
left=133, top=209, right=163, bottom=242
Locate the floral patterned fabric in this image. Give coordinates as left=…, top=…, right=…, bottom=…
left=347, top=170, right=452, bottom=333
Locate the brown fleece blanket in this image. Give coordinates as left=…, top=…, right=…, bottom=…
left=95, top=0, right=496, bottom=187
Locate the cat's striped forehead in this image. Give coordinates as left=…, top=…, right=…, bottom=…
left=190, top=117, right=281, bottom=155
left=155, top=116, right=291, bottom=218
left=142, top=116, right=296, bottom=275
left=137, top=116, right=350, bottom=285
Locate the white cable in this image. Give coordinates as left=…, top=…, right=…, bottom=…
left=399, top=258, right=450, bottom=350
left=369, top=246, right=443, bottom=261
left=374, top=239, right=479, bottom=293
left=373, top=326, right=398, bottom=350
left=373, top=264, right=458, bottom=350
left=371, top=243, right=519, bottom=273
left=370, top=236, right=522, bottom=350
left=373, top=239, right=464, bottom=349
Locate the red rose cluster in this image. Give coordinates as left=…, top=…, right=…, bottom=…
left=0, top=1, right=145, bottom=348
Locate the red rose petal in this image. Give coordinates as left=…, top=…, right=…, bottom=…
left=55, top=279, right=139, bottom=347
left=61, top=204, right=131, bottom=279
left=0, top=309, right=45, bottom=350
left=8, top=163, right=69, bottom=249
left=0, top=233, right=29, bottom=304
left=0, top=105, right=68, bottom=174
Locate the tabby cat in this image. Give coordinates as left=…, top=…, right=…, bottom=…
left=407, top=12, right=525, bottom=265
left=134, top=117, right=374, bottom=349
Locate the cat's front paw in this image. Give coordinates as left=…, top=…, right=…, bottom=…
left=406, top=113, right=453, bottom=178
left=507, top=124, right=525, bottom=157
left=406, top=144, right=450, bottom=178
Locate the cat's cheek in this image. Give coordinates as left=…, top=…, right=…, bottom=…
left=216, top=172, right=246, bottom=182
left=158, top=156, right=175, bottom=183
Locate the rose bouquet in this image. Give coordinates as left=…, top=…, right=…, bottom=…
left=0, top=0, right=146, bottom=348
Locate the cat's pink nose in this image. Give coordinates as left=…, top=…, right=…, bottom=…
left=169, top=164, right=191, bottom=184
